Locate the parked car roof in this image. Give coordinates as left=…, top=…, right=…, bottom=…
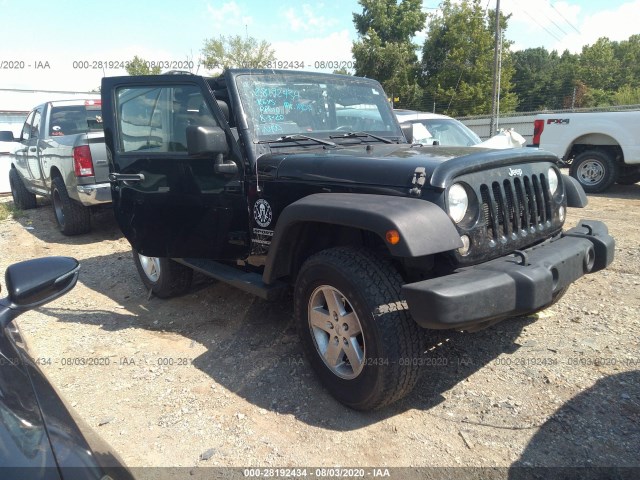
left=394, top=109, right=525, bottom=149
left=394, top=109, right=482, bottom=147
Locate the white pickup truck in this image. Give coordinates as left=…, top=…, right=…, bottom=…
left=532, top=111, right=640, bottom=192
left=2, top=100, right=110, bottom=235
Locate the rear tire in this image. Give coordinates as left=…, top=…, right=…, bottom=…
left=569, top=150, right=618, bottom=193
left=9, top=168, right=37, bottom=210
left=51, top=176, right=91, bottom=235
left=294, top=247, right=423, bottom=411
left=133, top=250, right=193, bottom=298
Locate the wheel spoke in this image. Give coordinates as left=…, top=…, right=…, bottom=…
left=322, top=287, right=345, bottom=316
left=344, top=337, right=365, bottom=371
left=324, top=338, right=344, bottom=368
left=309, top=307, right=333, bottom=334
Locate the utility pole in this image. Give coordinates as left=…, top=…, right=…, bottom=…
left=489, top=0, right=501, bottom=137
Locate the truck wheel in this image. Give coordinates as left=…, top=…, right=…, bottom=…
left=9, top=168, right=37, bottom=210
left=569, top=150, right=618, bottom=193
left=294, top=247, right=423, bottom=411
left=51, top=176, right=91, bottom=235
left=132, top=250, right=193, bottom=298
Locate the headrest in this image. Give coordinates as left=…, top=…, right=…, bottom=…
left=216, top=100, right=230, bottom=122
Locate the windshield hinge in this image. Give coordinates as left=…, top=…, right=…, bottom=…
left=409, top=167, right=426, bottom=197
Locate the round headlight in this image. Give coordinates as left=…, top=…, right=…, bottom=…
left=548, top=167, right=559, bottom=195
left=447, top=183, right=469, bottom=224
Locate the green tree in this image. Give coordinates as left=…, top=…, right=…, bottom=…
left=614, top=35, right=640, bottom=87
left=512, top=48, right=583, bottom=111
left=613, top=84, right=640, bottom=105
left=579, top=38, right=620, bottom=92
left=513, top=48, right=556, bottom=111
left=558, top=54, right=582, bottom=110
left=421, top=0, right=516, bottom=116
left=352, top=0, right=427, bottom=108
left=202, top=35, right=275, bottom=70
left=125, top=56, right=162, bottom=75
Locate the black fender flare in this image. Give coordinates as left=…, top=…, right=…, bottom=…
left=563, top=174, right=588, bottom=208
left=263, top=193, right=462, bottom=284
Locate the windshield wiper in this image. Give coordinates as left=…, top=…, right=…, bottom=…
left=329, top=131, right=395, bottom=144
left=257, top=134, right=336, bottom=147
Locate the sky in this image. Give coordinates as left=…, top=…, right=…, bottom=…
left=0, top=0, right=638, bottom=92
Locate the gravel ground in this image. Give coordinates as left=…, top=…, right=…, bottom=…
left=1, top=184, right=639, bottom=478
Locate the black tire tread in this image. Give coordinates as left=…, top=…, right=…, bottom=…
left=296, top=247, right=423, bottom=410
left=51, top=176, right=91, bottom=235
left=9, top=168, right=37, bottom=210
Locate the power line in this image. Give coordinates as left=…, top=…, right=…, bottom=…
left=540, top=8, right=568, bottom=35
left=549, top=1, right=581, bottom=34
left=512, top=0, right=563, bottom=42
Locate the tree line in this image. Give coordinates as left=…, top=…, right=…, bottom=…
left=126, top=0, right=640, bottom=117
left=353, top=0, right=640, bottom=116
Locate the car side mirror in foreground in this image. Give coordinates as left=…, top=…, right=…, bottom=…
left=0, top=257, right=80, bottom=329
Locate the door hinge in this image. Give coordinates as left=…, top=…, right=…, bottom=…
left=410, top=167, right=426, bottom=197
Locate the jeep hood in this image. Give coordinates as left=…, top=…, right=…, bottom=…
left=256, top=145, right=558, bottom=189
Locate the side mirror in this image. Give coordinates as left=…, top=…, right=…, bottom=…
left=186, top=125, right=238, bottom=175
left=400, top=123, right=413, bottom=144
left=0, top=131, right=15, bottom=142
left=186, top=125, right=228, bottom=156
left=214, top=154, right=238, bottom=175
left=0, top=257, right=80, bottom=329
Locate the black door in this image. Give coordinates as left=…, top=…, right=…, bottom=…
left=102, top=75, right=247, bottom=259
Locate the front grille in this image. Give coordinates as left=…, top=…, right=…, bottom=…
left=480, top=174, right=552, bottom=242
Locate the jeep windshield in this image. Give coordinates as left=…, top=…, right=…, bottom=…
left=235, top=72, right=404, bottom=145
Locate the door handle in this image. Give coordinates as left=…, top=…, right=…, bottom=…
left=109, top=173, right=145, bottom=182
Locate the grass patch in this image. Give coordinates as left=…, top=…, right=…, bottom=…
left=0, top=202, right=24, bottom=221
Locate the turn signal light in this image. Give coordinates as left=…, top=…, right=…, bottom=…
left=385, top=230, right=400, bottom=245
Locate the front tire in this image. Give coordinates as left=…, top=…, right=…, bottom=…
left=51, top=176, right=91, bottom=235
left=9, top=168, right=37, bottom=210
left=294, top=247, right=423, bottom=411
left=132, top=250, right=193, bottom=298
left=569, top=150, right=618, bottom=193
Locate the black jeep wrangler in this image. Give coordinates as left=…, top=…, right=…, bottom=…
left=101, top=70, right=614, bottom=410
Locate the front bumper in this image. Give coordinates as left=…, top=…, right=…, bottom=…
left=402, top=220, right=614, bottom=330
left=76, top=183, right=112, bottom=206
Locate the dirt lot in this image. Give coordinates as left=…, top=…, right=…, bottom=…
left=1, top=184, right=639, bottom=477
